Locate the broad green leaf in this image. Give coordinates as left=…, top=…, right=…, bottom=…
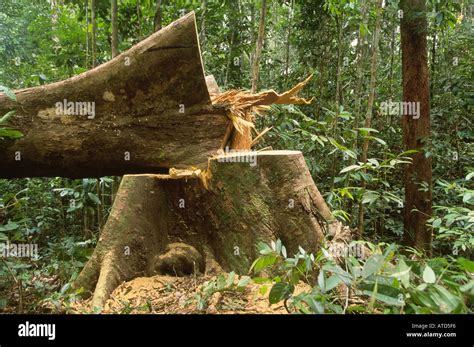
left=462, top=193, right=473, bottom=204
left=357, top=127, right=379, bottom=133
left=0, top=222, right=20, bottom=232
left=281, top=245, right=287, bottom=258
left=258, top=242, right=273, bottom=255
left=226, top=271, right=235, bottom=287
left=433, top=285, right=463, bottom=313
left=392, top=259, right=411, bottom=288
left=322, top=264, right=353, bottom=285
left=362, top=254, right=385, bottom=278
left=275, top=239, right=282, bottom=255
left=317, top=270, right=325, bottom=291
left=360, top=284, right=404, bottom=307
left=422, top=265, right=436, bottom=284
left=216, top=275, right=226, bottom=289
left=252, top=277, right=271, bottom=284
left=325, top=275, right=342, bottom=292
left=367, top=158, right=380, bottom=167
left=250, top=255, right=277, bottom=273
left=87, top=192, right=101, bottom=205
left=0, top=86, right=17, bottom=101
left=269, top=282, right=294, bottom=305
left=432, top=218, right=442, bottom=228
left=0, top=110, right=16, bottom=124
left=371, top=136, right=387, bottom=146
left=0, top=128, right=23, bottom=139
left=340, top=164, right=360, bottom=174
left=237, top=276, right=250, bottom=288
left=457, top=258, right=474, bottom=273
left=362, top=191, right=379, bottom=205
left=399, top=150, right=418, bottom=156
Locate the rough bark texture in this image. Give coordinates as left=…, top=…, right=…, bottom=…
left=73, top=151, right=339, bottom=309
left=400, top=0, right=433, bottom=253
left=0, top=12, right=228, bottom=178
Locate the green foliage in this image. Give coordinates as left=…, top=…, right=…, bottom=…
left=0, top=177, right=107, bottom=312
left=251, top=240, right=473, bottom=314
left=429, top=176, right=474, bottom=256
left=0, top=86, right=22, bottom=140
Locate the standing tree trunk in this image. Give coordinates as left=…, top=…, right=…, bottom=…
left=249, top=2, right=256, bottom=70
left=154, top=0, right=163, bottom=32
left=357, top=0, right=383, bottom=234
left=111, top=0, right=119, bottom=58
left=136, top=0, right=142, bottom=39
left=344, top=1, right=369, bottom=196
left=430, top=2, right=438, bottom=100
left=328, top=12, right=345, bottom=191
left=350, top=1, right=369, bottom=156
left=85, top=0, right=89, bottom=69
left=335, top=14, right=344, bottom=108
left=251, top=0, right=267, bottom=93
left=91, top=0, right=97, bottom=67
left=199, top=0, right=206, bottom=48
left=400, top=0, right=432, bottom=253
left=284, top=0, right=294, bottom=82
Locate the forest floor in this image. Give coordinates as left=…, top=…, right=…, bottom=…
left=70, top=274, right=311, bottom=314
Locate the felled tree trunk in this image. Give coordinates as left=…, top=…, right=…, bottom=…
left=0, top=12, right=229, bottom=178
left=73, top=151, right=339, bottom=309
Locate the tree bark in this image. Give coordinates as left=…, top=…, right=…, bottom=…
left=136, top=0, right=142, bottom=39
left=284, top=0, right=294, bottom=82
left=73, top=150, right=340, bottom=309
left=199, top=0, right=206, bottom=49
left=91, top=0, right=97, bottom=67
left=350, top=1, right=369, bottom=155
left=430, top=2, right=438, bottom=100
left=400, top=0, right=432, bottom=253
left=111, top=0, right=118, bottom=58
left=0, top=13, right=229, bottom=179
left=251, top=0, right=267, bottom=93
left=328, top=12, right=345, bottom=191
left=343, top=1, right=369, bottom=193
left=357, top=0, right=383, bottom=234
left=154, top=0, right=162, bottom=32
left=85, top=0, right=89, bottom=69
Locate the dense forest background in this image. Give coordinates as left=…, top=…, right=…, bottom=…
left=0, top=0, right=472, bottom=313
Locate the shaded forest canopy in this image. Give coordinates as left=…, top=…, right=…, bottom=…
left=0, top=0, right=472, bottom=315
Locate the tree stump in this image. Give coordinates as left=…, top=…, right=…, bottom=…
left=73, top=150, right=339, bottom=308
